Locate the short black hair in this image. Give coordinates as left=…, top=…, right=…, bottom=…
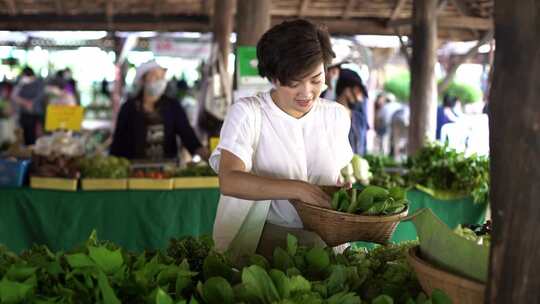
left=257, top=19, right=335, bottom=86
left=335, top=69, right=368, bottom=99
left=443, top=94, right=459, bottom=108
left=21, top=66, right=35, bottom=77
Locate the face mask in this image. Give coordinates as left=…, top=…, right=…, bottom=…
left=145, top=79, right=167, bottom=97
left=330, top=76, right=338, bottom=89
left=20, top=76, right=32, bottom=84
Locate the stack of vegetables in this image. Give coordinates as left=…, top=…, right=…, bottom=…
left=79, top=156, right=130, bottom=179
left=361, top=142, right=489, bottom=204
left=0, top=233, right=453, bottom=304
left=454, top=220, right=491, bottom=247
left=331, top=186, right=408, bottom=216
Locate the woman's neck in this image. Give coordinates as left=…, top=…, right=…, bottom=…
left=270, top=90, right=306, bottom=119
left=142, top=94, right=159, bottom=112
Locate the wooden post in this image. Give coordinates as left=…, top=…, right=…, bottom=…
left=408, top=0, right=438, bottom=155
left=213, top=0, right=235, bottom=72
left=487, top=0, right=540, bottom=302
left=111, top=33, right=126, bottom=118
left=236, top=0, right=271, bottom=46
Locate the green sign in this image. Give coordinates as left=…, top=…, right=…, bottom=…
left=237, top=46, right=259, bottom=77
left=236, top=46, right=269, bottom=87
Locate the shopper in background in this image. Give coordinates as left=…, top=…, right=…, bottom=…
left=374, top=92, right=400, bottom=155
left=11, top=67, right=46, bottom=145
left=436, top=94, right=462, bottom=140
left=110, top=60, right=209, bottom=161
left=335, top=68, right=369, bottom=155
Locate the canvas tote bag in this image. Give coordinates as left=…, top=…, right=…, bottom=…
left=211, top=93, right=270, bottom=261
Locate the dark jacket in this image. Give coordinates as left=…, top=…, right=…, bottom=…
left=110, top=94, right=202, bottom=160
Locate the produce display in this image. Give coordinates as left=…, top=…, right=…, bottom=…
left=31, top=132, right=85, bottom=178
left=173, top=163, right=217, bottom=177
left=364, top=143, right=489, bottom=205
left=0, top=232, right=452, bottom=304
left=79, top=156, right=130, bottom=179
left=131, top=167, right=171, bottom=179
left=405, top=142, right=489, bottom=204
left=331, top=186, right=408, bottom=216
left=130, top=163, right=215, bottom=179
left=454, top=220, right=491, bottom=247
left=363, top=155, right=407, bottom=189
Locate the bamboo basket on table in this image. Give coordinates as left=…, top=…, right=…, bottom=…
left=407, top=246, right=485, bottom=304
left=289, top=186, right=409, bottom=246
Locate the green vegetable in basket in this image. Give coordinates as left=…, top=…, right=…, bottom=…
left=346, top=189, right=359, bottom=213
left=330, top=185, right=408, bottom=216
left=358, top=186, right=389, bottom=212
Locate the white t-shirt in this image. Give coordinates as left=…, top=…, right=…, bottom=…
left=210, top=91, right=353, bottom=228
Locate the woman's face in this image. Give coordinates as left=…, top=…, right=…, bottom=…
left=144, top=67, right=166, bottom=84
left=273, top=63, right=325, bottom=118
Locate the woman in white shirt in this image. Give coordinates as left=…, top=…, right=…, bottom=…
left=209, top=19, right=353, bottom=259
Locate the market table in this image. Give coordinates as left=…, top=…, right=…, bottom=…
left=1, top=187, right=487, bottom=253
left=0, top=188, right=220, bottom=253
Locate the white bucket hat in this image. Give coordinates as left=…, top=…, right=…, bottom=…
left=134, top=60, right=167, bottom=86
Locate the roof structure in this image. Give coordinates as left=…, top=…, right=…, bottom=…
left=0, top=0, right=493, bottom=40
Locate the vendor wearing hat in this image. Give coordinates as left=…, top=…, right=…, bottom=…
left=110, top=60, right=209, bottom=161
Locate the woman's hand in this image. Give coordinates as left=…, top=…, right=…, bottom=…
left=294, top=181, right=331, bottom=208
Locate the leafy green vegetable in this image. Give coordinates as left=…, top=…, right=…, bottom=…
left=406, top=142, right=489, bottom=204
left=0, top=231, right=453, bottom=304
left=331, top=186, right=408, bottom=216
left=79, top=156, right=130, bottom=179
left=202, top=277, right=234, bottom=304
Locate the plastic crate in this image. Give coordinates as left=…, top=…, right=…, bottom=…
left=0, top=159, right=31, bottom=187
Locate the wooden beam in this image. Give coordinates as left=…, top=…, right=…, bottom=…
left=3, top=0, right=16, bottom=16
left=54, top=0, right=63, bottom=15
left=487, top=0, right=540, bottom=302
left=213, top=0, right=235, bottom=71
left=106, top=1, right=114, bottom=27
left=388, top=0, right=407, bottom=22
left=153, top=0, right=163, bottom=17
left=450, top=0, right=473, bottom=16
left=437, top=0, right=448, bottom=13
left=0, top=14, right=211, bottom=32
left=408, top=0, right=438, bottom=154
left=237, top=0, right=271, bottom=46
left=388, top=16, right=493, bottom=30
left=203, top=0, right=214, bottom=15
left=438, top=29, right=493, bottom=92
left=394, top=27, right=411, bottom=67
left=298, top=0, right=310, bottom=17
left=342, top=0, right=356, bottom=19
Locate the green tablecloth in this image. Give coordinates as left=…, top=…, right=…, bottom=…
left=0, top=188, right=220, bottom=253
left=1, top=188, right=486, bottom=253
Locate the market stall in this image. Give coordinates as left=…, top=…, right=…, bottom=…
left=0, top=187, right=219, bottom=253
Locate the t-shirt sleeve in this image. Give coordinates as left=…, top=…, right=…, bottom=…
left=334, top=106, right=354, bottom=170
left=209, top=101, right=256, bottom=173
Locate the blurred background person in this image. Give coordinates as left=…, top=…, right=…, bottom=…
left=436, top=94, right=462, bottom=140
left=335, top=68, right=369, bottom=155
left=110, top=60, right=208, bottom=162
left=374, top=92, right=400, bottom=155
left=10, top=67, right=46, bottom=145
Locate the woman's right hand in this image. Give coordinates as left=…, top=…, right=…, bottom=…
left=294, top=181, right=331, bottom=208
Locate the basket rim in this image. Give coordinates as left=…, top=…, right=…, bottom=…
left=289, top=199, right=409, bottom=223
left=407, top=246, right=486, bottom=290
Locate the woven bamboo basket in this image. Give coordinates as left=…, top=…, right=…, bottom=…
left=289, top=186, right=409, bottom=246
left=407, top=246, right=485, bottom=304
